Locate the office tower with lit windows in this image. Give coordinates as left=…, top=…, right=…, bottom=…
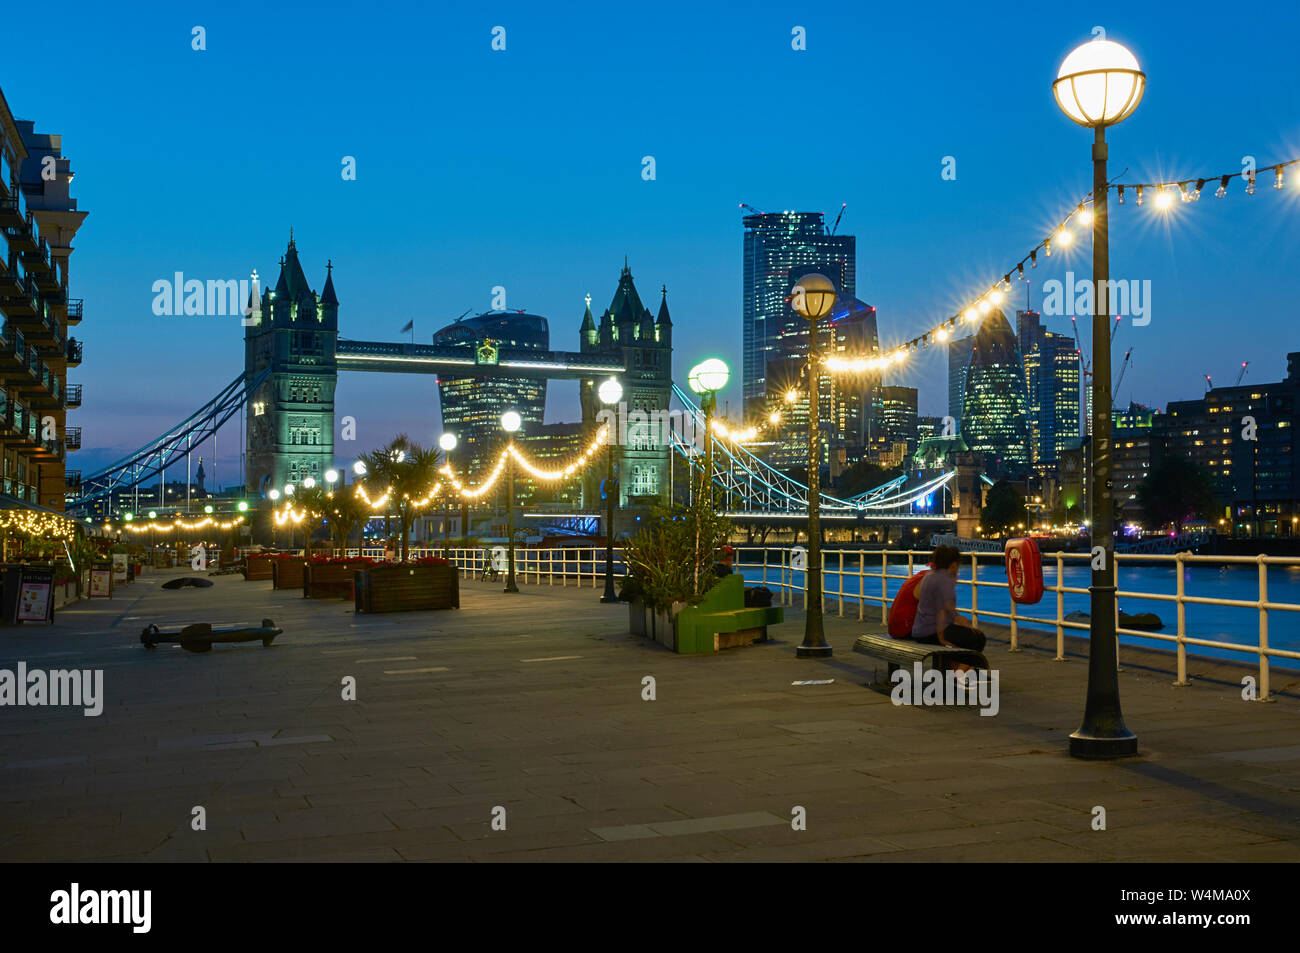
left=959, top=309, right=1032, bottom=476
left=434, top=310, right=549, bottom=475
left=1017, top=309, right=1081, bottom=463
left=947, top=334, right=975, bottom=428
left=1157, top=353, right=1299, bottom=535
left=764, top=290, right=879, bottom=475
left=877, top=385, right=919, bottom=457
left=742, top=211, right=854, bottom=417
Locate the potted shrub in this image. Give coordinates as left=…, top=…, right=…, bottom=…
left=271, top=553, right=309, bottom=590
left=243, top=551, right=278, bottom=580
left=621, top=496, right=730, bottom=651
left=303, top=554, right=376, bottom=599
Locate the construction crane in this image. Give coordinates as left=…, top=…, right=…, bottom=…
left=828, top=203, right=847, bottom=235
left=1204, top=373, right=1213, bottom=392
left=1235, top=361, right=1250, bottom=386
left=739, top=202, right=763, bottom=216
left=1112, top=347, right=1133, bottom=403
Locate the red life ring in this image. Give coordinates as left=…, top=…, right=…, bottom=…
left=1004, top=537, right=1044, bottom=604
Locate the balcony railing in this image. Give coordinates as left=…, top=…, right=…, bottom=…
left=66, top=338, right=82, bottom=365
left=65, top=470, right=81, bottom=489
left=65, top=383, right=81, bottom=408
left=66, top=298, right=83, bottom=323
left=65, top=426, right=81, bottom=451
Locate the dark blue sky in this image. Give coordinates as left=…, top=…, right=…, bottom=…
left=9, top=0, right=1299, bottom=487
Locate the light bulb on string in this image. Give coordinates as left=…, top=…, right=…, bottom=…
left=1246, top=171, right=1256, bottom=195
left=1192, top=179, right=1205, bottom=201
left=1177, top=183, right=1190, bottom=203
left=1154, top=188, right=1173, bottom=210
left=1117, top=186, right=1125, bottom=205
left=1135, top=185, right=1143, bottom=206
left=1215, top=175, right=1229, bottom=198
left=1275, top=166, right=1285, bottom=190
left=1056, top=227, right=1072, bottom=245
left=1077, top=207, right=1093, bottom=226
left=1044, top=238, right=1052, bottom=257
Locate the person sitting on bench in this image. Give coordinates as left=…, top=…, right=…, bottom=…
left=909, top=545, right=986, bottom=652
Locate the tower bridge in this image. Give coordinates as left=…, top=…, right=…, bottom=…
left=66, top=234, right=994, bottom=530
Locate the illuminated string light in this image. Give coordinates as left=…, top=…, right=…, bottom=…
left=0, top=510, right=79, bottom=540
left=120, top=515, right=246, bottom=533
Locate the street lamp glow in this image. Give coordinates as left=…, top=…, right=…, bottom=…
left=303, top=477, right=316, bottom=489
left=790, top=273, right=837, bottom=321
left=597, top=377, right=623, bottom=406
left=687, top=358, right=730, bottom=394
left=438, top=433, right=458, bottom=452
left=501, top=410, right=522, bottom=433
left=124, top=512, right=133, bottom=521
left=284, top=484, right=295, bottom=496
left=204, top=504, right=214, bottom=514
left=352, top=461, right=367, bottom=476
left=1053, top=38, right=1145, bottom=127
left=324, top=469, right=339, bottom=484
left=237, top=501, right=248, bottom=512
left=148, top=511, right=157, bottom=519
left=268, top=489, right=281, bottom=501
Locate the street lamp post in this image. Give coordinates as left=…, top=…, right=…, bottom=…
left=687, top=359, right=730, bottom=507
left=597, top=378, right=623, bottom=603
left=501, top=411, right=521, bottom=593
left=790, top=274, right=837, bottom=659
left=439, top=433, right=457, bottom=558
left=1054, top=36, right=1144, bottom=759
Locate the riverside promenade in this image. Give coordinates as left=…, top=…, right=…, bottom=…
left=2, top=570, right=1299, bottom=862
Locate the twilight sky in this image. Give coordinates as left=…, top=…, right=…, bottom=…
left=8, top=0, right=1299, bottom=488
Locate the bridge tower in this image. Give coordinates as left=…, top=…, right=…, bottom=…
left=579, top=262, right=672, bottom=509
left=952, top=450, right=985, bottom=539
left=244, top=233, right=338, bottom=496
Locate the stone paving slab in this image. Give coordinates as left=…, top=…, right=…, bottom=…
left=2, top=569, right=1299, bottom=861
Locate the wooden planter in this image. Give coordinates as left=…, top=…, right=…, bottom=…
left=243, top=554, right=276, bottom=580
left=303, top=562, right=370, bottom=600
left=271, top=558, right=308, bottom=590
left=354, top=563, right=459, bottom=614
left=628, top=600, right=648, bottom=637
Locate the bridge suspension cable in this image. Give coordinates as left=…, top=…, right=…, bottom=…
left=68, top=368, right=270, bottom=512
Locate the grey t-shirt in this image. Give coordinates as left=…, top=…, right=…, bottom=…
left=911, top=569, right=956, bottom=638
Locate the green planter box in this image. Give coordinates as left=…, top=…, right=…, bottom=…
left=244, top=554, right=276, bottom=580
left=354, top=563, right=459, bottom=614
left=303, top=562, right=370, bottom=599
left=271, top=558, right=308, bottom=590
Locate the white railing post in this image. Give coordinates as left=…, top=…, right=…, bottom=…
left=969, top=553, right=979, bottom=629
left=857, top=549, right=865, bottom=622
left=762, top=548, right=768, bottom=592
left=1258, top=554, right=1271, bottom=702
left=880, top=551, right=888, bottom=624
left=1009, top=597, right=1019, bottom=652
left=1174, top=552, right=1188, bottom=685
left=837, top=551, right=844, bottom=618
left=1054, top=553, right=1065, bottom=661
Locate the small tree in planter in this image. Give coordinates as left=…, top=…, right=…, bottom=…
left=359, top=435, right=443, bottom=562
left=621, top=495, right=731, bottom=644
left=326, top=490, right=370, bottom=556
left=290, top=485, right=331, bottom=554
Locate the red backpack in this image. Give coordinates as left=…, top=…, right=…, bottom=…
left=887, top=569, right=929, bottom=638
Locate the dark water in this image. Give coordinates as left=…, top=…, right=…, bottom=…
left=736, top=556, right=1300, bottom=670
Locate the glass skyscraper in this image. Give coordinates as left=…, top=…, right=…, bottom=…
left=742, top=211, right=854, bottom=417
left=959, top=309, right=1032, bottom=477
left=1017, top=309, right=1081, bottom=464
left=434, top=311, right=549, bottom=474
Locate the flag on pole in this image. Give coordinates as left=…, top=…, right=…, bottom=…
left=400, top=320, right=414, bottom=334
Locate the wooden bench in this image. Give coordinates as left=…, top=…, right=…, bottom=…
left=853, top=633, right=989, bottom=686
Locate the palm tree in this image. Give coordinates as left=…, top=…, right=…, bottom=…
left=359, top=435, right=443, bottom=562
left=291, top=485, right=331, bottom=553
left=327, top=489, right=370, bottom=555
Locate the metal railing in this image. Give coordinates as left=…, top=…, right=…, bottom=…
left=730, top=546, right=1300, bottom=702
left=320, top=546, right=627, bottom=588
